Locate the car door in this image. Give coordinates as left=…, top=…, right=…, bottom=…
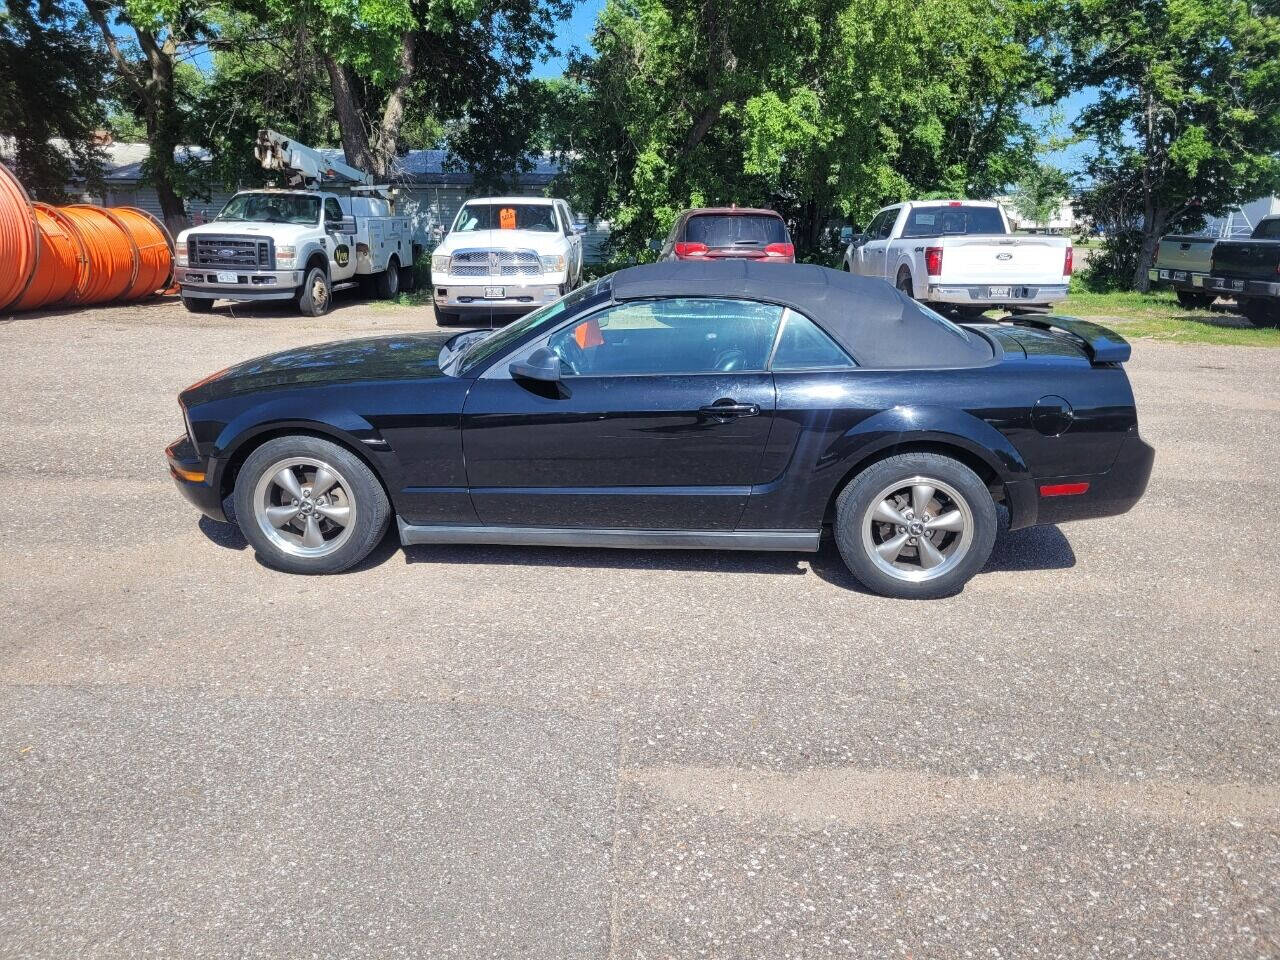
left=461, top=297, right=783, bottom=530
left=861, top=207, right=899, bottom=280
left=558, top=201, right=583, bottom=284
left=323, top=197, right=354, bottom=280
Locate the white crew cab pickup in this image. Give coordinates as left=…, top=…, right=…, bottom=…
left=842, top=200, right=1072, bottom=316
left=431, top=196, right=584, bottom=324
left=174, top=189, right=418, bottom=316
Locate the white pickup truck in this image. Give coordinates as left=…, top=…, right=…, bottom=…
left=842, top=200, right=1072, bottom=316
left=431, top=196, right=584, bottom=325
left=175, top=189, right=418, bottom=316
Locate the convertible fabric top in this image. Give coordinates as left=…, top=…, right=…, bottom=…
left=609, top=260, right=993, bottom=368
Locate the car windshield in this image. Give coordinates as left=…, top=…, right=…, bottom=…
left=900, top=205, right=1007, bottom=238
left=453, top=203, right=559, bottom=233
left=685, top=214, right=787, bottom=247
left=456, top=278, right=610, bottom=375
left=216, top=193, right=321, bottom=225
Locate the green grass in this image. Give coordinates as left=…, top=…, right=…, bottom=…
left=1048, top=287, right=1280, bottom=347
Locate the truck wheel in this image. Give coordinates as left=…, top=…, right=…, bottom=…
left=182, top=296, right=214, bottom=314
left=399, top=262, right=417, bottom=293
left=296, top=266, right=332, bottom=317
left=434, top=307, right=459, bottom=326
left=375, top=257, right=401, bottom=299
left=834, top=452, right=997, bottom=600
left=1176, top=290, right=1213, bottom=310
left=896, top=269, right=915, bottom=300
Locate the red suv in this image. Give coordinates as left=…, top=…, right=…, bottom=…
left=660, top=207, right=795, bottom=262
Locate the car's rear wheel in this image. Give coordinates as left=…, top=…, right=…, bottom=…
left=1239, top=296, right=1280, bottom=328
left=896, top=269, right=914, bottom=299
left=834, top=452, right=996, bottom=599
left=375, top=256, right=400, bottom=299
left=233, top=436, right=390, bottom=574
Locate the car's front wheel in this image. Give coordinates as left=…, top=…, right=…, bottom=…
left=834, top=452, right=996, bottom=599
left=233, top=435, right=390, bottom=574
left=296, top=266, right=332, bottom=317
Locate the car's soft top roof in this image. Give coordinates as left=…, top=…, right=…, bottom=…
left=609, top=260, right=992, bottom=368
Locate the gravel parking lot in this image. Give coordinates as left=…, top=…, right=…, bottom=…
left=2, top=295, right=1278, bottom=958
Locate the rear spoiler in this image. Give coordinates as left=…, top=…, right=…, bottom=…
left=1005, top=314, right=1132, bottom=364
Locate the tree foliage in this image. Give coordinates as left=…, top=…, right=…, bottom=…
left=0, top=0, right=109, bottom=200
left=545, top=0, right=1056, bottom=261
left=1065, top=0, right=1280, bottom=290
left=1010, top=161, right=1070, bottom=228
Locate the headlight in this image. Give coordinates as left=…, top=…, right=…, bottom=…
left=540, top=254, right=566, bottom=272
left=432, top=254, right=451, bottom=274
left=275, top=245, right=296, bottom=267
left=175, top=245, right=189, bottom=267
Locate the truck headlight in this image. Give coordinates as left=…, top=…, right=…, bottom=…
left=540, top=254, right=566, bottom=273
left=432, top=254, right=451, bottom=274
left=275, top=245, right=296, bottom=268
left=175, top=245, right=189, bottom=267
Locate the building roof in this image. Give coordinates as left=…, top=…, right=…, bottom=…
left=96, top=142, right=561, bottom=187
left=608, top=260, right=992, bottom=369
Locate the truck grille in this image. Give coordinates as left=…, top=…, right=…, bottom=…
left=449, top=249, right=541, bottom=277
left=189, top=235, right=275, bottom=271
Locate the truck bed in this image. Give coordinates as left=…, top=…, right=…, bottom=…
left=1211, top=238, right=1280, bottom=280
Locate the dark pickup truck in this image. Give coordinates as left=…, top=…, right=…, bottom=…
left=1199, top=215, right=1280, bottom=327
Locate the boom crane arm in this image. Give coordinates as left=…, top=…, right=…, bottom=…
left=253, top=129, right=374, bottom=188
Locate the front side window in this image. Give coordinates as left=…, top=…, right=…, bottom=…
left=458, top=279, right=609, bottom=375
left=323, top=198, right=344, bottom=223
left=452, top=203, right=559, bottom=233
left=216, top=192, right=320, bottom=225
left=546, top=298, right=785, bottom=377
left=771, top=311, right=856, bottom=369
left=875, top=209, right=899, bottom=239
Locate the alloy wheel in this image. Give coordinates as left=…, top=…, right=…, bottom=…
left=860, top=474, right=974, bottom=583
left=252, top=457, right=357, bottom=558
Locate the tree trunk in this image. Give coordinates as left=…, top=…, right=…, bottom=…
left=1133, top=205, right=1165, bottom=292
left=324, top=57, right=376, bottom=172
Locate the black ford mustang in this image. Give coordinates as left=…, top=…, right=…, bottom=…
left=167, top=260, right=1153, bottom=599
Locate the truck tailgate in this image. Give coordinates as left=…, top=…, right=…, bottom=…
left=1212, top=239, right=1280, bottom=279
left=938, top=236, right=1068, bottom=285
left=1155, top=236, right=1215, bottom=273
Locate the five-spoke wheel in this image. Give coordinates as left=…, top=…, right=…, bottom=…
left=234, top=436, right=389, bottom=574
left=835, top=452, right=996, bottom=599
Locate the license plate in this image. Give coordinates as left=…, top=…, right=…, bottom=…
left=216, top=271, right=239, bottom=284
left=483, top=286, right=505, bottom=299
left=1230, top=279, right=1244, bottom=291
left=988, top=286, right=1011, bottom=298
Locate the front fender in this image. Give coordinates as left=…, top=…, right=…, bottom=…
left=208, top=396, right=402, bottom=494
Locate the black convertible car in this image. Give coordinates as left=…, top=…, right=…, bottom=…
left=167, top=261, right=1153, bottom=598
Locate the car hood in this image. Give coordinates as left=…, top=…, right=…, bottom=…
left=178, top=221, right=318, bottom=243
left=435, top=229, right=567, bottom=255
left=181, top=332, right=457, bottom=405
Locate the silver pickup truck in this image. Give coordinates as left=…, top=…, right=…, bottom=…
left=1148, top=235, right=1217, bottom=308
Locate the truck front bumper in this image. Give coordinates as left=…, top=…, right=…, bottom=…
left=1148, top=268, right=1211, bottom=290
left=176, top=266, right=303, bottom=302
left=926, top=283, right=1069, bottom=307
left=433, top=280, right=565, bottom=317
left=1194, top=274, right=1280, bottom=298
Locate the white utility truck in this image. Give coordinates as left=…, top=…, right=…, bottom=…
left=842, top=200, right=1073, bottom=317
left=174, top=130, right=421, bottom=316
left=430, top=196, right=585, bottom=325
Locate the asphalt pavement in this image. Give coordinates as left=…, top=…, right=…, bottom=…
left=1, top=295, right=1277, bottom=958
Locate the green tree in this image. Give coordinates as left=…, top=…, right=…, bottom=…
left=546, top=0, right=1056, bottom=261
left=1010, top=161, right=1071, bottom=228
left=1064, top=0, right=1280, bottom=290
left=0, top=0, right=109, bottom=200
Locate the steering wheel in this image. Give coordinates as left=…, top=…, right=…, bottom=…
left=713, top=348, right=747, bottom=372
left=553, top=339, right=585, bottom=376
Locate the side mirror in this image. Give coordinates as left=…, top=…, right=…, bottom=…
left=509, top=346, right=562, bottom=383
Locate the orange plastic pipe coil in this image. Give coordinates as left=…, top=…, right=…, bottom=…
left=111, top=206, right=174, bottom=299
left=10, top=204, right=86, bottom=311
left=0, top=162, right=38, bottom=311
left=60, top=205, right=138, bottom=305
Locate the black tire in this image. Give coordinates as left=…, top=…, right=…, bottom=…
left=375, top=256, right=401, bottom=299
left=1239, top=297, right=1280, bottom=328
left=896, top=269, right=915, bottom=299
left=233, top=435, right=390, bottom=575
left=399, top=262, right=418, bottom=293
left=434, top=306, right=459, bottom=326
left=296, top=265, right=332, bottom=317
left=1176, top=290, right=1213, bottom=309
left=834, top=452, right=997, bottom=600
left=182, top=296, right=214, bottom=314
left=954, top=306, right=989, bottom=322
